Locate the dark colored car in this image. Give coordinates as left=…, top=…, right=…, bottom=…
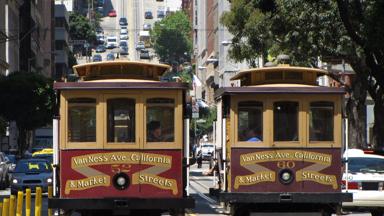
left=119, top=41, right=128, bottom=48
left=119, top=17, right=128, bottom=26
left=140, top=49, right=150, bottom=59
left=107, top=53, right=115, bottom=61
left=157, top=10, right=165, bottom=18
left=120, top=46, right=128, bottom=56
left=96, top=45, right=106, bottom=53
left=10, top=159, right=52, bottom=194
left=96, top=27, right=104, bottom=35
left=93, top=54, right=102, bottom=62
left=145, top=11, right=153, bottom=19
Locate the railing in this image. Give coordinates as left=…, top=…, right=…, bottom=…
left=0, top=186, right=52, bottom=216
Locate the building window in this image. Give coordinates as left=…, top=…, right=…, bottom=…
left=238, top=101, right=263, bottom=142
left=274, top=101, right=299, bottom=141
left=309, top=102, right=334, bottom=141
left=146, top=98, right=174, bottom=142
left=68, top=98, right=96, bottom=142
left=107, top=98, right=135, bottom=143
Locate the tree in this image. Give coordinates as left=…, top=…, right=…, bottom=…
left=151, top=11, right=192, bottom=63
left=221, top=0, right=375, bottom=148
left=69, top=12, right=96, bottom=42
left=0, top=72, right=55, bottom=155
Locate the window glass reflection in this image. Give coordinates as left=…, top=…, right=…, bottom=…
left=274, top=101, right=298, bottom=141
left=68, top=98, right=96, bottom=142
left=107, top=98, right=135, bottom=143
left=309, top=102, right=334, bottom=141
left=238, top=101, right=263, bottom=142
left=146, top=98, right=175, bottom=142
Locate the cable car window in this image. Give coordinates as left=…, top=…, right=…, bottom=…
left=107, top=98, right=135, bottom=143
left=146, top=98, right=174, bottom=142
left=68, top=98, right=96, bottom=142
left=238, top=101, right=263, bottom=142
left=274, top=101, right=298, bottom=141
left=309, top=102, right=334, bottom=141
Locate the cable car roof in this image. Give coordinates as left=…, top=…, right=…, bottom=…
left=73, top=61, right=171, bottom=81
left=231, top=66, right=328, bottom=81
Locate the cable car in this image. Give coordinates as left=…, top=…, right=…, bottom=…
left=213, top=65, right=352, bottom=215
left=49, top=61, right=194, bottom=215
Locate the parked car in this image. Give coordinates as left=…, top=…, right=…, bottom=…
left=106, top=36, right=117, bottom=49
left=139, top=49, right=150, bottom=59
left=136, top=41, right=145, bottom=50
left=0, top=152, right=11, bottom=189
left=96, top=27, right=104, bottom=35
left=198, top=143, right=215, bottom=160
left=96, top=45, right=106, bottom=53
left=96, top=6, right=104, bottom=15
left=96, top=35, right=105, bottom=44
left=108, top=9, right=116, bottom=17
left=107, top=53, right=115, bottom=61
left=119, top=17, right=128, bottom=26
left=10, top=158, right=52, bottom=194
left=120, top=46, right=128, bottom=56
left=143, top=23, right=151, bottom=31
left=92, top=54, right=102, bottom=62
left=342, top=149, right=384, bottom=216
left=157, top=10, right=165, bottom=18
left=145, top=11, right=153, bottom=19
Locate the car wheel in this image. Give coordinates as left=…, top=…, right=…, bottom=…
left=371, top=210, right=384, bottom=216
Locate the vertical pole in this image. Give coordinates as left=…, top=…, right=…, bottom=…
left=9, top=195, right=15, bottom=216
left=184, top=118, right=190, bottom=196
left=53, top=118, right=59, bottom=197
left=345, top=118, right=349, bottom=191
left=48, top=186, right=53, bottom=216
left=35, top=187, right=42, bottom=216
left=25, top=188, right=31, bottom=216
left=2, top=198, right=9, bottom=216
left=16, top=191, right=23, bottom=216
left=222, top=118, right=226, bottom=191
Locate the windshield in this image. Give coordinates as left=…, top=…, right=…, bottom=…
left=15, top=160, right=51, bottom=173
left=108, top=38, right=116, bottom=42
left=202, top=144, right=214, bottom=148
left=348, top=157, right=384, bottom=173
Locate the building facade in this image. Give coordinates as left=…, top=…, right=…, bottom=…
left=54, top=3, right=70, bottom=80
left=0, top=1, right=8, bottom=75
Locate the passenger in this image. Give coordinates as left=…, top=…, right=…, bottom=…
left=147, top=121, right=162, bottom=142
left=245, top=128, right=262, bottom=142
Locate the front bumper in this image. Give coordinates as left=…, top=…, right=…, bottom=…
left=343, top=190, right=384, bottom=208
left=49, top=197, right=195, bottom=210
left=218, top=192, right=352, bottom=204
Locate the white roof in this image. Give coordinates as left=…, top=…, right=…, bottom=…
left=139, top=31, right=150, bottom=37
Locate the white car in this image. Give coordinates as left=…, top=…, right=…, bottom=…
left=106, top=36, right=117, bottom=49
left=198, top=143, right=215, bottom=160
left=120, top=28, right=128, bottom=35
left=120, top=33, right=128, bottom=41
left=342, top=149, right=384, bottom=216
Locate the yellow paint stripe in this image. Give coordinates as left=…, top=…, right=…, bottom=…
left=186, top=208, right=196, bottom=216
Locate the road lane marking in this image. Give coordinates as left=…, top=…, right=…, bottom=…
left=189, top=181, right=217, bottom=205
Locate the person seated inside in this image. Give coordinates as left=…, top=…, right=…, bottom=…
left=245, top=128, right=262, bottom=142
left=147, top=121, right=162, bottom=142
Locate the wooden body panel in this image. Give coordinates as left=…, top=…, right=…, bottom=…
left=60, top=149, right=182, bottom=198
left=230, top=148, right=342, bottom=193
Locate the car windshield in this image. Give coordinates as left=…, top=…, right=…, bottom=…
left=15, top=160, right=51, bottom=173
left=348, top=157, right=384, bottom=173
left=202, top=144, right=214, bottom=148
left=108, top=38, right=116, bottom=42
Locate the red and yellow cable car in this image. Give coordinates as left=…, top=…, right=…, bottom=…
left=214, top=65, right=352, bottom=215
left=49, top=61, right=194, bottom=215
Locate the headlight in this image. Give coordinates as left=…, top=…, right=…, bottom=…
left=12, top=179, right=18, bottom=184
left=112, top=173, right=130, bottom=190
left=47, top=178, right=53, bottom=183
left=278, top=169, right=294, bottom=185
left=116, top=177, right=126, bottom=186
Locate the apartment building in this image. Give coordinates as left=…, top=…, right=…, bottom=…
left=0, top=1, right=8, bottom=75
left=54, top=3, right=70, bottom=80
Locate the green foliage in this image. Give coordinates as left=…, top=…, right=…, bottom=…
left=0, top=72, right=55, bottom=152
left=151, top=11, right=192, bottom=63
left=69, top=12, right=96, bottom=42
left=191, top=107, right=217, bottom=138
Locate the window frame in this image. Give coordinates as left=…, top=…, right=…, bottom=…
left=61, top=91, right=103, bottom=149
left=103, top=92, right=142, bottom=149
left=143, top=91, right=182, bottom=149
left=305, top=95, right=341, bottom=147
left=232, top=96, right=269, bottom=148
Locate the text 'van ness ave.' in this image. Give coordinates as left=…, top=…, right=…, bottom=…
left=240, top=150, right=332, bottom=165
left=71, top=152, right=172, bottom=168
